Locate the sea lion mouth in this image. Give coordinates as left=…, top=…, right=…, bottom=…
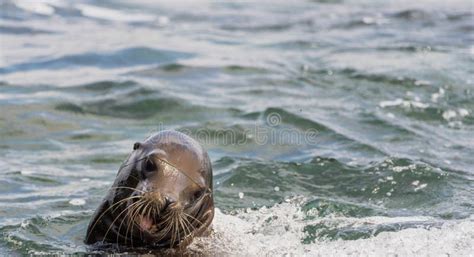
left=120, top=187, right=212, bottom=242
left=128, top=203, right=196, bottom=247
left=138, top=215, right=157, bottom=232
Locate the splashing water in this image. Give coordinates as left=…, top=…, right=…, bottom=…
left=1, top=0, right=473, bottom=255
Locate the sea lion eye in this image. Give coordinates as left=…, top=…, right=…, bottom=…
left=193, top=189, right=205, bottom=200
left=144, top=158, right=156, bottom=173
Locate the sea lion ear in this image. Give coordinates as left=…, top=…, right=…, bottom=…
left=133, top=142, right=141, bottom=150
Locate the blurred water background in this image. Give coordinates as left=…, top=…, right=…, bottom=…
left=0, top=0, right=473, bottom=255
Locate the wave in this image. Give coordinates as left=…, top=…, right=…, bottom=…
left=0, top=25, right=56, bottom=35
left=54, top=80, right=237, bottom=120
left=65, top=80, right=137, bottom=93
left=260, top=107, right=388, bottom=157
left=54, top=80, right=183, bottom=119
left=55, top=95, right=185, bottom=120
left=212, top=155, right=471, bottom=219
left=0, top=47, right=193, bottom=74
left=0, top=211, right=90, bottom=255
left=391, top=9, right=433, bottom=21
left=128, top=63, right=269, bottom=80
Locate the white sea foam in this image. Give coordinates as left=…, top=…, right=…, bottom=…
left=443, top=110, right=458, bottom=121
left=379, top=99, right=429, bottom=109
left=14, top=0, right=55, bottom=16
left=189, top=201, right=474, bottom=256
left=431, top=87, right=445, bottom=102
left=68, top=198, right=86, bottom=206
left=76, top=4, right=156, bottom=23
left=442, top=109, right=470, bottom=121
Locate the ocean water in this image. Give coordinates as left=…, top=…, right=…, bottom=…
left=0, top=0, right=473, bottom=256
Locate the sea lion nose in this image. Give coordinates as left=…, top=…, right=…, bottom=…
left=163, top=195, right=176, bottom=209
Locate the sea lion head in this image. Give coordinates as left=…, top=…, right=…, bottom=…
left=85, top=130, right=214, bottom=248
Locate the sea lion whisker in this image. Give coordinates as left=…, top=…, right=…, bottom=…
left=181, top=213, right=200, bottom=240
left=176, top=214, right=183, bottom=244
left=115, top=197, right=146, bottom=245
left=177, top=216, right=186, bottom=240
left=175, top=216, right=184, bottom=249
left=133, top=200, right=149, bottom=242
left=178, top=214, right=192, bottom=241
left=116, top=209, right=129, bottom=245
left=101, top=199, right=144, bottom=244
left=85, top=195, right=142, bottom=242
left=154, top=219, right=172, bottom=242
left=109, top=195, right=142, bottom=214
left=126, top=199, right=146, bottom=246
left=176, top=215, right=185, bottom=245
left=154, top=209, right=175, bottom=223
left=148, top=202, right=154, bottom=218
left=124, top=205, right=136, bottom=246
left=125, top=198, right=145, bottom=246
left=155, top=213, right=174, bottom=234
left=135, top=200, right=149, bottom=236
left=152, top=214, right=173, bottom=245
left=154, top=213, right=175, bottom=228
left=141, top=200, right=150, bottom=220
left=181, top=213, right=195, bottom=234
left=164, top=212, right=177, bottom=247
left=145, top=201, right=154, bottom=230
left=107, top=199, right=144, bottom=246
left=176, top=213, right=184, bottom=242
left=169, top=217, right=174, bottom=248
left=186, top=216, right=203, bottom=230
left=125, top=205, right=139, bottom=245
left=137, top=200, right=153, bottom=235
left=171, top=215, right=179, bottom=247
left=182, top=212, right=203, bottom=226
left=121, top=199, right=146, bottom=229
left=178, top=214, right=196, bottom=248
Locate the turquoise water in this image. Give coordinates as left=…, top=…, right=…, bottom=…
left=0, top=0, right=473, bottom=255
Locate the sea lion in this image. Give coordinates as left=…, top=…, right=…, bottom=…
left=85, top=130, right=214, bottom=249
